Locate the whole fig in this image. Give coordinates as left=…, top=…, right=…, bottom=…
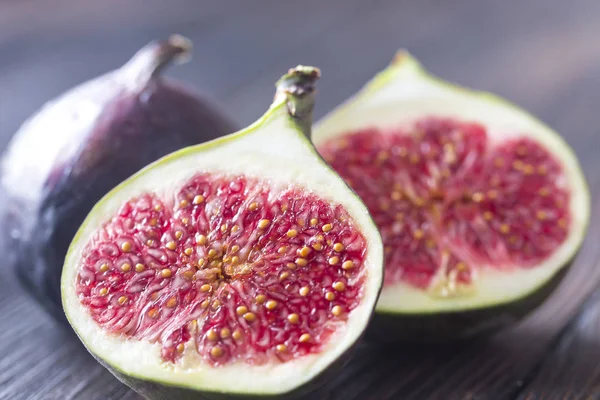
left=0, top=35, right=238, bottom=323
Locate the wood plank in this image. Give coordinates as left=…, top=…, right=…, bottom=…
left=517, top=290, right=600, bottom=399
left=516, top=291, right=600, bottom=399
left=0, top=275, right=134, bottom=400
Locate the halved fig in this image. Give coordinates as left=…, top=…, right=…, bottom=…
left=314, top=51, right=590, bottom=340
left=61, top=67, right=383, bottom=399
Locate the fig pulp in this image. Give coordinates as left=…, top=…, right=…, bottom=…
left=0, top=35, right=238, bottom=323
left=314, top=51, right=590, bottom=339
left=61, top=66, right=383, bottom=399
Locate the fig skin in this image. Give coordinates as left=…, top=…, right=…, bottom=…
left=104, top=347, right=354, bottom=400
left=365, top=262, right=572, bottom=342
left=0, top=35, right=238, bottom=323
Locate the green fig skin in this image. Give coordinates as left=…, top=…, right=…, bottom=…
left=105, top=347, right=355, bottom=400
left=365, top=262, right=572, bottom=342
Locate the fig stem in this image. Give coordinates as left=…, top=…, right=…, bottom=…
left=275, top=66, right=321, bottom=135
left=121, top=34, right=192, bottom=87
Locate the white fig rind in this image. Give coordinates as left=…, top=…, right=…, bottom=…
left=314, top=51, right=590, bottom=314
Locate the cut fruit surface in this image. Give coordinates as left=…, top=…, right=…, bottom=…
left=77, top=174, right=368, bottom=365
left=319, top=120, right=573, bottom=307
left=314, top=51, right=589, bottom=329
left=62, top=66, right=383, bottom=398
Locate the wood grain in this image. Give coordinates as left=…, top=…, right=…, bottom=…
left=1, top=1, right=600, bottom=399
left=516, top=290, right=600, bottom=399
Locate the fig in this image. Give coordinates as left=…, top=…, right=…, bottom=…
left=0, top=35, right=238, bottom=323
left=314, top=51, right=590, bottom=340
left=61, top=66, right=383, bottom=399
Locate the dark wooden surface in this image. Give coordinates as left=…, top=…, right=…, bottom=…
left=1, top=1, right=600, bottom=399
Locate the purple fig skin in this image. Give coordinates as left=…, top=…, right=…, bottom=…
left=0, top=35, right=238, bottom=323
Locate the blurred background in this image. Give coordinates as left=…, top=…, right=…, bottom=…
left=1, top=0, right=599, bottom=154
left=1, top=1, right=599, bottom=399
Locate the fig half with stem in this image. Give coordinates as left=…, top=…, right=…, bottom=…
left=61, top=66, right=383, bottom=399
left=0, top=35, right=238, bottom=323
left=314, top=51, right=590, bottom=340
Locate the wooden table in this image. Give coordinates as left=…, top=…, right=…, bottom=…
left=1, top=1, right=599, bottom=399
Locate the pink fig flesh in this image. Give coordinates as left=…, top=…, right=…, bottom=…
left=318, top=117, right=571, bottom=292
left=76, top=173, right=368, bottom=365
